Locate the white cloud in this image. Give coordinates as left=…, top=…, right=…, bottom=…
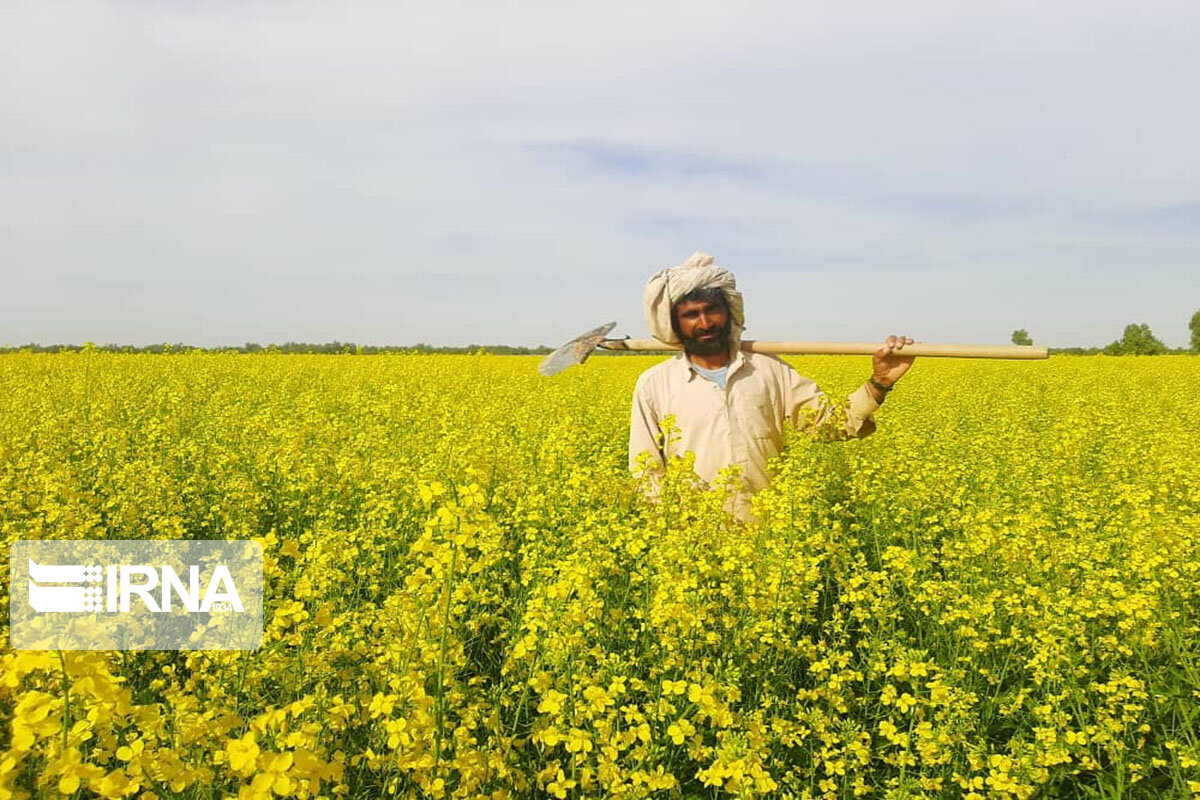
left=1, top=0, right=1197, bottom=347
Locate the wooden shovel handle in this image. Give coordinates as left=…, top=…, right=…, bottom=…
left=599, top=339, right=1048, bottom=359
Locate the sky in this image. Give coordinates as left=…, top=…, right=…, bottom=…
left=2, top=0, right=1198, bottom=349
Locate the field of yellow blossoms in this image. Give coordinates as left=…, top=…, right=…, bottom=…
left=1, top=350, right=1198, bottom=799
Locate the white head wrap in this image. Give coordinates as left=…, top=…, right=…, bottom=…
left=643, top=252, right=745, bottom=350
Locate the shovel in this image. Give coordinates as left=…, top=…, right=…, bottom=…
left=538, top=321, right=1048, bottom=376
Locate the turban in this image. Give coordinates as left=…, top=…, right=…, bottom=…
left=643, top=252, right=745, bottom=348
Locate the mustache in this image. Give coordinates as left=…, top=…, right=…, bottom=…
left=681, top=321, right=731, bottom=355
left=688, top=322, right=729, bottom=339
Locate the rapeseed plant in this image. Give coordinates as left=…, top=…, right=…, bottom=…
left=0, top=351, right=1197, bottom=797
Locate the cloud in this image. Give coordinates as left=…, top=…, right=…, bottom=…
left=1, top=0, right=1197, bottom=347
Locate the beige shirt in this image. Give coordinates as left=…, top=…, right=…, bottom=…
left=628, top=349, right=880, bottom=507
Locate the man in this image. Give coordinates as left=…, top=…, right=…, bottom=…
left=628, top=252, right=914, bottom=520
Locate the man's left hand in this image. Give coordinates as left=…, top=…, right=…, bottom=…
left=873, top=334, right=915, bottom=388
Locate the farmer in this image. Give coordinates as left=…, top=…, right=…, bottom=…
left=629, top=252, right=915, bottom=521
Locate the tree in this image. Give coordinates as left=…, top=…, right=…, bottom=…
left=1011, top=329, right=1033, bottom=346
left=1105, top=323, right=1168, bottom=355
left=1190, top=309, right=1200, bottom=353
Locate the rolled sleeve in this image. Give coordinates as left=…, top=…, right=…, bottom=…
left=784, top=364, right=878, bottom=441
left=844, top=383, right=879, bottom=439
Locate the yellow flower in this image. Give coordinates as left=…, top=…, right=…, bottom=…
left=3, top=349, right=1196, bottom=800
left=535, top=726, right=562, bottom=748
left=226, top=732, right=260, bottom=777
left=565, top=727, right=593, bottom=754
left=537, top=690, right=566, bottom=715
left=547, top=769, right=576, bottom=799
left=248, top=751, right=294, bottom=797
left=667, top=719, right=695, bottom=744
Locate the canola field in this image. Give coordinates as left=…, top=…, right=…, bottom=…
left=1, top=351, right=1198, bottom=800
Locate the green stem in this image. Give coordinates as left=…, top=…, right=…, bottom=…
left=433, top=530, right=460, bottom=779
left=57, top=649, right=72, bottom=751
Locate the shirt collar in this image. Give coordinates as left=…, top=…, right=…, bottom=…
left=675, top=347, right=747, bottom=382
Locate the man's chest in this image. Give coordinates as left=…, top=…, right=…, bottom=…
left=660, top=372, right=783, bottom=440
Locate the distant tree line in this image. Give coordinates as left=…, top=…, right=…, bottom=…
left=1012, top=310, right=1200, bottom=355
left=4, top=309, right=1198, bottom=355
left=0, top=341, right=555, bottom=355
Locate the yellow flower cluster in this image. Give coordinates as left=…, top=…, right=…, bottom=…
left=1, top=351, right=1197, bottom=798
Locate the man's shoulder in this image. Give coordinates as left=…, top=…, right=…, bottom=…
left=744, top=350, right=786, bottom=367
left=634, top=351, right=807, bottom=388
left=742, top=351, right=818, bottom=391
left=635, top=355, right=685, bottom=388
left=744, top=351, right=797, bottom=376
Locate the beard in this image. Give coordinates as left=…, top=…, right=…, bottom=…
left=680, top=319, right=732, bottom=357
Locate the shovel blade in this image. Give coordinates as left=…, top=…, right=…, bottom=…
left=538, top=321, right=617, bottom=376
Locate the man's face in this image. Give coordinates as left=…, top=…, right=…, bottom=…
left=674, top=297, right=731, bottom=356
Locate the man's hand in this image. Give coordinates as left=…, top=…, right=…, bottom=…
left=872, top=334, right=915, bottom=388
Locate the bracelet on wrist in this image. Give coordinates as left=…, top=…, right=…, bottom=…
left=868, top=377, right=893, bottom=394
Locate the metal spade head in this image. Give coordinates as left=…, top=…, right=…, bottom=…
left=538, top=321, right=617, bottom=376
